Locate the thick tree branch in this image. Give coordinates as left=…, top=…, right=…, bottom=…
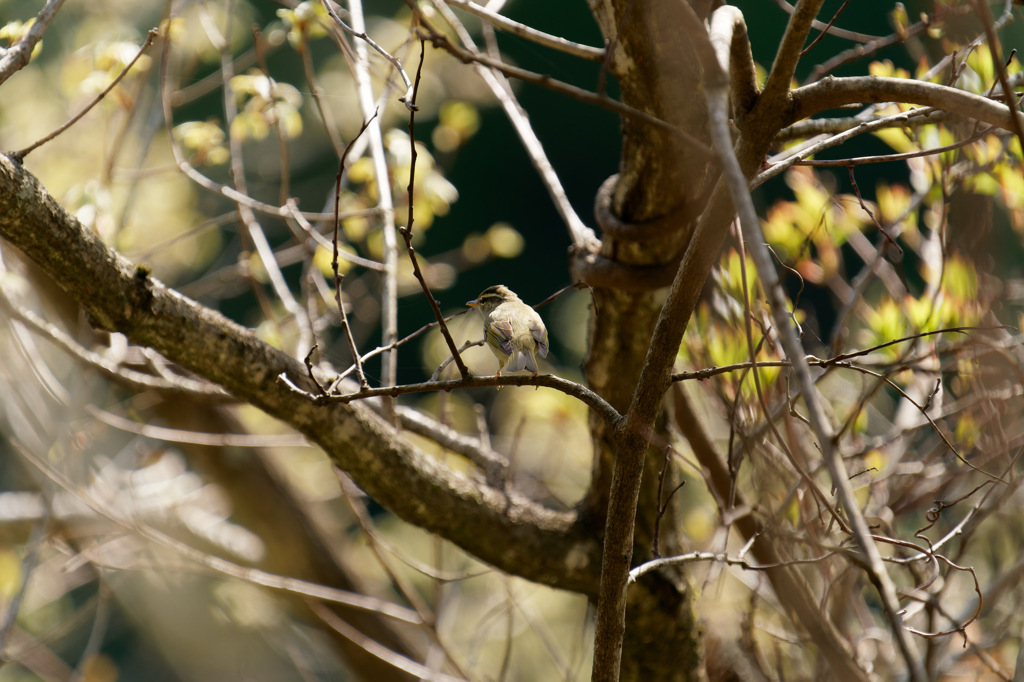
left=759, top=0, right=825, bottom=109
left=790, top=75, right=1024, bottom=133
left=0, top=153, right=602, bottom=595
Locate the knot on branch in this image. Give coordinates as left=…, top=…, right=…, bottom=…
left=592, top=175, right=690, bottom=244
left=568, top=174, right=694, bottom=292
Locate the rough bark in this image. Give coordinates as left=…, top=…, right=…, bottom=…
left=577, top=1, right=715, bottom=679
left=0, top=153, right=603, bottom=596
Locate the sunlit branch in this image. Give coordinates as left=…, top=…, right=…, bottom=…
left=771, top=0, right=881, bottom=43
left=205, top=7, right=313, bottom=360
left=758, top=107, right=940, bottom=187
left=11, top=28, right=156, bottom=160
left=282, top=372, right=622, bottom=428
left=0, top=0, right=66, bottom=85
left=425, top=0, right=593, bottom=248
left=796, top=125, right=997, bottom=167
left=443, top=0, right=605, bottom=61
left=691, top=0, right=927, bottom=676
left=345, top=0, right=401, bottom=397
left=628, top=548, right=841, bottom=583
left=400, top=39, right=470, bottom=378
left=790, top=76, right=1024, bottom=135
left=0, top=285, right=228, bottom=398
left=406, top=2, right=716, bottom=165
left=319, top=0, right=416, bottom=107
left=13, top=437, right=425, bottom=624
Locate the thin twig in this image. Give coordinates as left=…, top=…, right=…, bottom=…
left=12, top=437, right=425, bottom=623
left=796, top=124, right=996, bottom=168
left=799, top=0, right=853, bottom=58
left=319, top=0, right=416, bottom=107
left=425, top=0, right=593, bottom=247
left=406, top=3, right=716, bottom=165
left=969, top=0, right=1024, bottom=158
left=284, top=200, right=386, bottom=270
left=347, top=0, right=400, bottom=399
left=330, top=310, right=470, bottom=389
left=846, top=165, right=901, bottom=252
left=334, top=113, right=379, bottom=391
left=531, top=282, right=590, bottom=311
left=695, top=0, right=927, bottom=676
left=431, top=340, right=483, bottom=381
left=771, top=0, right=882, bottom=42
left=206, top=4, right=313, bottom=360
left=304, top=345, right=328, bottom=395
left=735, top=217, right=847, bottom=531
left=758, top=106, right=941, bottom=188
left=282, top=372, right=622, bottom=428
left=296, top=35, right=345, bottom=157
left=0, top=285, right=229, bottom=397
left=443, top=0, right=605, bottom=61
left=805, top=10, right=936, bottom=83
left=651, top=447, right=684, bottom=558
left=669, top=325, right=1005, bottom=382
left=12, top=28, right=157, bottom=160
left=398, top=38, right=470, bottom=378
left=629, top=548, right=841, bottom=583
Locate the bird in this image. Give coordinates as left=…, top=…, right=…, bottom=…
left=466, top=284, right=549, bottom=377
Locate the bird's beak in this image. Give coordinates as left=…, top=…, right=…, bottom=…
left=466, top=300, right=479, bottom=308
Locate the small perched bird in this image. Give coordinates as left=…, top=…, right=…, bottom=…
left=467, top=285, right=549, bottom=376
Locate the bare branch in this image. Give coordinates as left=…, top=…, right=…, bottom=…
left=406, top=3, right=716, bottom=166
left=969, top=0, right=1024, bottom=158
left=681, top=2, right=927, bottom=678
left=0, top=153, right=602, bottom=595
left=790, top=76, right=1024, bottom=134
left=771, top=0, right=882, bottom=43
left=444, top=0, right=605, bottom=61
left=0, top=0, right=66, bottom=86
left=11, top=28, right=156, bottom=160
left=760, top=0, right=826, bottom=107
left=422, top=0, right=593, bottom=247
left=399, top=39, right=470, bottom=378
left=287, top=372, right=621, bottom=429
left=347, top=0, right=401, bottom=398
left=319, top=0, right=416, bottom=107
left=333, top=114, right=379, bottom=390
left=0, top=288, right=228, bottom=399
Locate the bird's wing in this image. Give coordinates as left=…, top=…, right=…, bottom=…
left=531, top=321, right=549, bottom=358
left=487, top=318, right=516, bottom=356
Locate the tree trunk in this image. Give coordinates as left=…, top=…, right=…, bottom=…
left=576, top=1, right=717, bottom=679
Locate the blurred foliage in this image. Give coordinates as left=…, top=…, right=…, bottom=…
left=2, top=0, right=1024, bottom=680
